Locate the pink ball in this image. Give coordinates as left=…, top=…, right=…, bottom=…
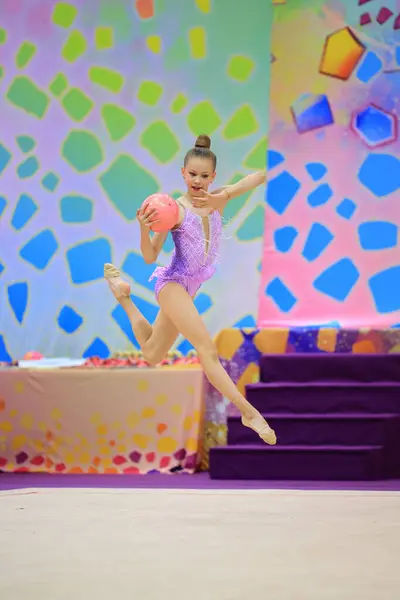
left=142, top=193, right=179, bottom=232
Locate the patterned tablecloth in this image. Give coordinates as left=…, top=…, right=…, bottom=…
left=0, top=367, right=204, bottom=474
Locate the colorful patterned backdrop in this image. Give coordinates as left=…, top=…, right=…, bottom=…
left=259, top=0, right=400, bottom=329
left=0, top=0, right=271, bottom=361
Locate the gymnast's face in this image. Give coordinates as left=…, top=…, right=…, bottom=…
left=182, top=157, right=216, bottom=197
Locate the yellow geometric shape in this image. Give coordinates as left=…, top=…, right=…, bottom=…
left=186, top=437, right=198, bottom=453
left=389, top=344, right=400, bottom=354
left=79, top=452, right=91, bottom=464
left=319, top=27, right=365, bottom=80
left=111, top=421, right=122, bottom=430
left=157, top=436, right=178, bottom=453
left=193, top=410, right=202, bottom=424
left=189, top=27, right=206, bottom=60
left=353, top=340, right=376, bottom=354
left=96, top=424, right=107, bottom=436
left=117, top=444, right=126, bottom=453
left=137, top=379, right=149, bottom=392
left=142, top=407, right=155, bottom=419
left=236, top=362, right=260, bottom=395
left=12, top=434, right=27, bottom=451
left=21, top=413, right=34, bottom=430
left=118, top=431, right=126, bottom=440
left=127, top=411, right=140, bottom=428
left=171, top=403, right=182, bottom=416
left=133, top=433, right=149, bottom=449
left=187, top=385, right=194, bottom=395
left=9, top=409, right=17, bottom=418
left=317, top=329, right=337, bottom=353
left=183, top=416, right=193, bottom=431
left=146, top=35, right=162, bottom=54
left=101, top=457, right=112, bottom=468
left=38, top=421, right=47, bottom=432
left=99, top=445, right=111, bottom=456
left=255, top=328, right=289, bottom=354
left=34, top=440, right=44, bottom=451
left=56, top=422, right=62, bottom=431
left=0, top=421, right=13, bottom=433
left=90, top=412, right=102, bottom=425
left=51, top=407, right=62, bottom=420
left=195, top=0, right=211, bottom=13
left=14, top=381, right=25, bottom=393
left=155, top=393, right=167, bottom=405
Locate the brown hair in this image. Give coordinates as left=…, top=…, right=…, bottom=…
left=184, top=134, right=217, bottom=170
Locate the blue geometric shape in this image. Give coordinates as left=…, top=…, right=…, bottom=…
left=20, top=229, right=58, bottom=270
left=356, top=52, right=383, bottom=83
left=265, top=277, right=297, bottom=313
left=0, top=262, right=4, bottom=276
left=336, top=198, right=357, bottom=220
left=274, top=226, right=298, bottom=253
left=307, top=183, right=333, bottom=207
left=57, top=306, right=83, bottom=334
left=7, top=282, right=28, bottom=324
left=0, top=196, right=7, bottom=218
left=358, top=154, right=400, bottom=197
left=305, top=162, right=327, bottom=181
left=16, top=135, right=36, bottom=153
left=163, top=232, right=174, bottom=254
left=234, top=315, right=257, bottom=328
left=358, top=221, right=398, bottom=251
left=122, top=251, right=159, bottom=292
left=66, top=238, right=112, bottom=284
left=369, top=266, right=400, bottom=313
left=291, top=94, right=334, bottom=134
left=60, top=195, right=93, bottom=223
left=0, top=144, right=11, bottom=175
left=0, top=334, right=12, bottom=362
left=267, top=150, right=284, bottom=170
left=302, top=223, right=334, bottom=262
left=82, top=337, right=110, bottom=359
left=194, top=293, right=212, bottom=314
left=177, top=339, right=194, bottom=354
left=42, top=172, right=60, bottom=192
left=17, top=156, right=39, bottom=179
left=313, top=258, right=360, bottom=301
left=353, top=105, right=396, bottom=148
left=11, top=194, right=38, bottom=230
left=266, top=171, right=301, bottom=215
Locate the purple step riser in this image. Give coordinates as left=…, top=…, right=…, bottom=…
left=246, top=387, right=400, bottom=414
left=227, top=416, right=400, bottom=447
left=209, top=447, right=387, bottom=481
left=260, top=354, right=400, bottom=384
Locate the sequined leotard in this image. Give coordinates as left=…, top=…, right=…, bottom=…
left=149, top=204, right=222, bottom=299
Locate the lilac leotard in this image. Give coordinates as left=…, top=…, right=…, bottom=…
left=149, top=204, right=222, bottom=300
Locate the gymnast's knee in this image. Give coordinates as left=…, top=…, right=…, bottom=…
left=142, top=345, right=165, bottom=366
left=195, top=340, right=219, bottom=365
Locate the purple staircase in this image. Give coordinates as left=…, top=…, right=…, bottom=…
left=209, top=354, right=400, bottom=480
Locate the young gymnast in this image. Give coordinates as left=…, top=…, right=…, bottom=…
left=104, top=134, right=276, bottom=445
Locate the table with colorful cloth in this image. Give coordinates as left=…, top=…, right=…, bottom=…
left=0, top=366, right=204, bottom=474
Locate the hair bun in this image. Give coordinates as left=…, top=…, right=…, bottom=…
left=194, top=134, right=211, bottom=149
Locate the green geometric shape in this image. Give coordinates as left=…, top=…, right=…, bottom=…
left=17, top=156, right=39, bottom=179
left=223, top=105, right=259, bottom=140
left=187, top=101, right=222, bottom=136
left=243, top=138, right=267, bottom=170
left=101, top=104, right=136, bottom=141
left=141, top=121, right=180, bottom=164
left=95, top=27, right=114, bottom=50
left=137, top=81, right=163, bottom=106
left=62, top=30, right=87, bottom=63
left=49, top=73, right=68, bottom=97
left=16, top=136, right=36, bottom=153
left=52, top=2, right=78, bottom=28
left=227, top=55, right=255, bottom=82
left=171, top=190, right=183, bottom=200
left=62, top=88, right=93, bottom=122
left=223, top=174, right=253, bottom=221
left=236, top=205, right=264, bottom=241
left=89, top=66, right=124, bottom=93
left=42, top=172, right=60, bottom=192
left=0, top=66, right=3, bottom=81
left=99, top=155, right=159, bottom=220
left=171, top=94, right=187, bottom=114
left=16, top=42, right=36, bottom=69
left=6, top=76, right=50, bottom=119
left=0, top=28, right=7, bottom=44
left=62, top=130, right=104, bottom=173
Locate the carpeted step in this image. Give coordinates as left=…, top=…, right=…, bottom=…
left=246, top=382, right=400, bottom=414
left=209, top=444, right=386, bottom=480
left=227, top=413, right=400, bottom=447
left=259, top=353, right=400, bottom=384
